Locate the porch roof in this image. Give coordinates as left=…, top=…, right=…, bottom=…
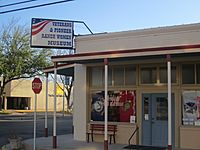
left=51, top=44, right=200, bottom=64
left=43, top=63, right=74, bottom=76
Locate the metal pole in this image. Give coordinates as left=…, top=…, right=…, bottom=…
left=63, top=83, right=65, bottom=117
left=45, top=73, right=48, bottom=137
left=72, top=20, right=93, bottom=34
left=53, top=63, right=57, bottom=148
left=33, top=94, right=37, bottom=150
left=167, top=54, right=172, bottom=150
left=104, top=58, right=108, bottom=150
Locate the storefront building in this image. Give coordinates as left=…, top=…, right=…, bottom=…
left=2, top=79, right=66, bottom=111
left=52, top=23, right=200, bottom=149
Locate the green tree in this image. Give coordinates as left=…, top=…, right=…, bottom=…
left=0, top=21, right=52, bottom=110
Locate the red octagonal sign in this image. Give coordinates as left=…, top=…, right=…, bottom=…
left=32, top=77, right=42, bottom=94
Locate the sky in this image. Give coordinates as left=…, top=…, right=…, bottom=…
left=1, top=0, right=200, bottom=35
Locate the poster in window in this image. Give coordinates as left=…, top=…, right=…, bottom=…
left=119, top=90, right=136, bottom=122
left=91, top=90, right=136, bottom=122
left=91, top=91, right=105, bottom=121
left=182, top=91, right=200, bottom=125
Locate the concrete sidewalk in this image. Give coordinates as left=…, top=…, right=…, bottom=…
left=23, top=134, right=126, bottom=150
left=1, top=134, right=192, bottom=150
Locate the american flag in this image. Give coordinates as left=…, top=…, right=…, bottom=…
left=32, top=18, right=51, bottom=36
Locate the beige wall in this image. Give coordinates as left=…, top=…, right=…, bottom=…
left=180, top=126, right=200, bottom=149
left=75, top=23, right=200, bottom=54
left=73, top=64, right=87, bottom=141
left=4, top=79, right=66, bottom=111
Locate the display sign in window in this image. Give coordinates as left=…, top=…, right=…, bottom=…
left=182, top=91, right=200, bottom=126
left=91, top=90, right=136, bottom=123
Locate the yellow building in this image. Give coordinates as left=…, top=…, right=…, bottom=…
left=3, top=79, right=66, bottom=112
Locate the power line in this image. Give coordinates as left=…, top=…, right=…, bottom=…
left=0, top=0, right=38, bottom=8
left=0, top=0, right=74, bottom=14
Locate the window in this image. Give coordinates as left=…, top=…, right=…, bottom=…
left=182, top=64, right=195, bottom=84
left=143, top=97, right=149, bottom=121
left=141, top=67, right=157, bottom=84
left=91, top=90, right=136, bottom=123
left=102, top=68, right=113, bottom=86
left=91, top=67, right=103, bottom=87
left=108, top=68, right=112, bottom=86
left=159, top=66, right=176, bottom=83
left=125, top=67, right=136, bottom=85
left=90, top=65, right=136, bottom=87
left=156, top=97, right=168, bottom=120
left=197, top=64, right=200, bottom=84
left=113, top=67, right=124, bottom=85
left=182, top=91, right=200, bottom=126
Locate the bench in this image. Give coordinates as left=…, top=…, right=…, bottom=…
left=87, top=123, right=117, bottom=144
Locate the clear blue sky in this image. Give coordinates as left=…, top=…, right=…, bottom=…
left=1, top=0, right=200, bottom=35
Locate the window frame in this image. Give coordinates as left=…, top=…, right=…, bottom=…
left=89, top=65, right=137, bottom=88
left=181, top=63, right=200, bottom=85
left=139, top=64, right=178, bottom=85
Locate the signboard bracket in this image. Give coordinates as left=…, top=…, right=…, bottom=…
left=73, top=20, right=93, bottom=34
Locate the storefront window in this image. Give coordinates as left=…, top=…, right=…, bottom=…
left=91, top=90, right=136, bottom=123
left=125, top=67, right=136, bottom=85
left=91, top=67, right=103, bottom=87
left=141, top=67, right=157, bottom=84
left=91, top=65, right=136, bottom=87
left=113, top=67, right=124, bottom=85
left=102, top=68, right=113, bottom=86
left=182, top=64, right=195, bottom=84
left=182, top=91, right=200, bottom=126
left=159, top=66, right=176, bottom=83
left=197, top=64, right=200, bottom=84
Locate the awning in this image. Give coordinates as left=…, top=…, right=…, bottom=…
left=51, top=44, right=200, bottom=64
left=43, top=63, right=74, bottom=76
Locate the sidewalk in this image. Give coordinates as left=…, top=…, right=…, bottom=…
left=1, top=134, right=192, bottom=150
left=23, top=134, right=127, bottom=150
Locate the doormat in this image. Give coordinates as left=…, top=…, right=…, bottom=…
left=123, top=144, right=166, bottom=150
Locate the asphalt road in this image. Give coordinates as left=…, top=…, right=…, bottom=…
left=0, top=113, right=73, bottom=147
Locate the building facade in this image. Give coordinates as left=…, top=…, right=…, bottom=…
left=52, top=23, right=200, bottom=149
left=2, top=79, right=66, bottom=112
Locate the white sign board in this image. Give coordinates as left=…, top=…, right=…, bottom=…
left=31, top=18, right=73, bottom=49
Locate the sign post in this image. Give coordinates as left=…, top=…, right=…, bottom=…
left=32, top=77, right=42, bottom=150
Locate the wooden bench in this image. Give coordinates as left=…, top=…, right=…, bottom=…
left=87, top=123, right=117, bottom=144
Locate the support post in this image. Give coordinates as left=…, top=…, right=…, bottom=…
left=63, top=82, right=65, bottom=117
left=53, top=63, right=57, bottom=148
left=33, top=94, right=37, bottom=150
left=45, top=73, right=48, bottom=137
left=167, top=54, right=172, bottom=150
left=104, top=58, right=108, bottom=150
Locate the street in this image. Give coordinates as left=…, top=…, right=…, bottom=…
left=0, top=113, right=73, bottom=147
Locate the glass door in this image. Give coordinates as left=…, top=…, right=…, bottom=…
left=142, top=93, right=175, bottom=147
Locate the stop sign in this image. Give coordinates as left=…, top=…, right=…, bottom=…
left=32, top=77, right=42, bottom=94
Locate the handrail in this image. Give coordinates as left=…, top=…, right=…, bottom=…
left=128, top=126, right=139, bottom=145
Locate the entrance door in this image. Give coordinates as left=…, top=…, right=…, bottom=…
left=142, top=93, right=175, bottom=147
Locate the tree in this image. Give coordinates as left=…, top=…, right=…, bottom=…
left=60, top=76, right=73, bottom=112
left=51, top=74, right=73, bottom=113
left=0, top=21, right=52, bottom=110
